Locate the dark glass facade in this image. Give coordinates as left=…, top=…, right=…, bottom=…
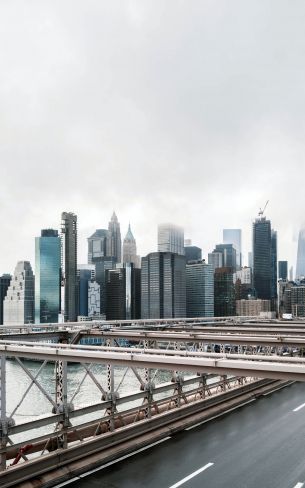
left=214, top=267, right=235, bottom=317
left=271, top=230, right=278, bottom=309
left=253, top=217, right=272, bottom=300
left=106, top=264, right=141, bottom=320
left=278, top=261, right=288, bottom=281
left=78, top=268, right=94, bottom=316
left=141, top=252, right=186, bottom=319
left=186, top=262, right=214, bottom=317
left=184, top=246, right=202, bottom=263
left=214, top=244, right=237, bottom=271
left=94, top=256, right=117, bottom=315
left=0, top=274, right=11, bottom=325
left=35, top=229, right=61, bottom=323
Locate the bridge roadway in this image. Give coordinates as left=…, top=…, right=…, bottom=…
left=63, top=381, right=305, bottom=488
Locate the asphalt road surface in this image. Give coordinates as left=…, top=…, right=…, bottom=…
left=58, top=382, right=305, bottom=488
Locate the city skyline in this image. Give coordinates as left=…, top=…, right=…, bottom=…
left=0, top=208, right=296, bottom=276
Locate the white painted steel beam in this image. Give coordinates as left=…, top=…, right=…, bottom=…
left=1, top=342, right=305, bottom=381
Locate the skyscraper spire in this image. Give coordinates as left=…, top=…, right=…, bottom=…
left=123, top=223, right=140, bottom=267
left=108, top=211, right=121, bottom=263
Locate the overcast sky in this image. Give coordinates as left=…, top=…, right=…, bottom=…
left=0, top=0, right=304, bottom=274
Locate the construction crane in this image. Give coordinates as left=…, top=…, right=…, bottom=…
left=258, top=200, right=269, bottom=218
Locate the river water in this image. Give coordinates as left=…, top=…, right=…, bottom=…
left=5, top=358, right=194, bottom=445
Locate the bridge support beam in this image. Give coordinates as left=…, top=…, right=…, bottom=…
left=0, top=356, right=14, bottom=471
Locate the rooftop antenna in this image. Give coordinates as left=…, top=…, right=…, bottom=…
left=258, top=200, right=269, bottom=218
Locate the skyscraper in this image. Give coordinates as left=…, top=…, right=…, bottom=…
left=252, top=215, right=272, bottom=301
left=271, top=230, right=278, bottom=309
left=106, top=263, right=141, bottom=320
left=158, top=224, right=184, bottom=255
left=35, top=229, right=61, bottom=324
left=141, top=252, right=186, bottom=319
left=93, top=257, right=117, bottom=316
left=214, top=244, right=237, bottom=271
left=108, top=212, right=121, bottom=263
left=278, top=261, right=288, bottom=281
left=77, top=264, right=95, bottom=317
left=184, top=240, right=202, bottom=263
left=87, top=229, right=110, bottom=264
left=208, top=251, right=223, bottom=271
left=214, top=267, right=235, bottom=317
left=61, top=212, right=78, bottom=322
left=186, top=261, right=214, bottom=317
left=88, top=281, right=101, bottom=317
left=0, top=274, right=11, bottom=325
left=4, top=261, right=35, bottom=325
left=296, top=228, right=305, bottom=279
left=223, top=229, right=242, bottom=269
left=123, top=224, right=140, bottom=268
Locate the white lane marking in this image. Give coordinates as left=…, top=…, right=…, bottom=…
left=79, top=436, right=171, bottom=478
left=185, top=399, right=255, bottom=431
left=56, top=478, right=81, bottom=487
left=293, top=483, right=304, bottom=488
left=293, top=403, right=305, bottom=412
left=168, top=462, right=214, bottom=488
left=55, top=436, right=171, bottom=486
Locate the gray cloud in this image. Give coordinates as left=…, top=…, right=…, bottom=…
left=0, top=0, right=304, bottom=273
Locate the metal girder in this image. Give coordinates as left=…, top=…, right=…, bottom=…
left=1, top=342, right=305, bottom=381
left=79, top=331, right=305, bottom=348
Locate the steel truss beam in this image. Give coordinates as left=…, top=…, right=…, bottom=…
left=1, top=342, right=305, bottom=381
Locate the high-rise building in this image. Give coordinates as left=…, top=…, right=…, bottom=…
left=4, top=261, right=35, bottom=325
left=88, top=281, right=101, bottom=317
left=108, top=212, right=121, bottom=264
left=61, top=212, right=78, bottom=322
left=186, top=261, right=214, bottom=317
left=248, top=251, right=253, bottom=269
left=271, top=230, right=278, bottom=309
left=223, top=229, right=242, bottom=269
left=278, top=261, right=288, bottom=281
left=252, top=216, right=272, bottom=301
left=0, top=274, right=11, bottom=325
left=214, top=244, right=237, bottom=271
left=141, top=252, right=186, bottom=319
left=123, top=224, right=141, bottom=268
left=158, top=224, right=184, bottom=255
left=214, top=267, right=235, bottom=317
left=77, top=264, right=95, bottom=317
left=278, top=280, right=305, bottom=317
left=296, top=228, right=305, bottom=279
left=208, top=251, right=223, bottom=271
left=35, top=229, right=61, bottom=324
left=106, top=263, right=141, bottom=320
left=87, top=229, right=110, bottom=264
left=93, top=257, right=117, bottom=316
left=184, top=240, right=202, bottom=263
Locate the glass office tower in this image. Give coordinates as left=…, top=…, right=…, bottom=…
left=278, top=261, right=288, bottom=281
left=141, top=252, right=186, bottom=319
left=0, top=274, right=11, bottom=325
left=35, top=229, right=61, bottom=323
left=186, top=261, right=214, bottom=317
left=253, top=216, right=272, bottom=301
left=223, top=229, right=242, bottom=269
